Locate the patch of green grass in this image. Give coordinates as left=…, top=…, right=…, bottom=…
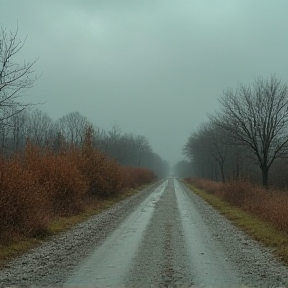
left=0, top=186, right=144, bottom=268
left=185, top=183, right=288, bottom=265
left=0, top=239, right=41, bottom=268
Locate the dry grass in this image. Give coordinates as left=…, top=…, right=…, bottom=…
left=186, top=178, right=288, bottom=233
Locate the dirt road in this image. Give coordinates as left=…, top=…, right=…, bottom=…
left=1, top=178, right=288, bottom=287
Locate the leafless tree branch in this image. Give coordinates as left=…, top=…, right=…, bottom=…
left=0, top=23, right=39, bottom=125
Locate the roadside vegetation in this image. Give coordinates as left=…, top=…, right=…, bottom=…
left=0, top=127, right=157, bottom=264
left=185, top=178, right=288, bottom=263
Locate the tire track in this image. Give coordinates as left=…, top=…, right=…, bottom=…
left=124, top=179, right=194, bottom=287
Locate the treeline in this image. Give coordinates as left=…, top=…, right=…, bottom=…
left=176, top=76, right=288, bottom=188
left=0, top=109, right=169, bottom=178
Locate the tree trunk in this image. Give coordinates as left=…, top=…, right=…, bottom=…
left=220, top=163, right=225, bottom=183
left=261, top=167, right=269, bottom=188
left=213, top=168, right=218, bottom=182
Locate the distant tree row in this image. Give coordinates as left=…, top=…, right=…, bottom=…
left=0, top=109, right=169, bottom=178
left=177, top=76, right=288, bottom=188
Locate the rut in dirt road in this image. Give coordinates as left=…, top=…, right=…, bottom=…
left=124, top=179, right=193, bottom=286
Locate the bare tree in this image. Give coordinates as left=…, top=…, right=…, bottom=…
left=134, top=135, right=152, bottom=166
left=106, top=124, right=126, bottom=163
left=199, top=123, right=230, bottom=182
left=183, top=128, right=220, bottom=181
left=0, top=24, right=38, bottom=125
left=26, top=109, right=53, bottom=147
left=0, top=108, right=10, bottom=150
left=58, top=112, right=91, bottom=146
left=212, top=75, right=288, bottom=187
left=9, top=108, right=29, bottom=150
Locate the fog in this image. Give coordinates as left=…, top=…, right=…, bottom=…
left=1, top=0, right=288, bottom=165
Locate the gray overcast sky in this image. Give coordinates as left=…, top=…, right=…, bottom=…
left=1, top=0, right=288, bottom=166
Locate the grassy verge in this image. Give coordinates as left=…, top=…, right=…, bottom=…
left=184, top=182, right=288, bottom=265
left=0, top=186, right=146, bottom=268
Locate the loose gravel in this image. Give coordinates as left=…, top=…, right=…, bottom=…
left=0, top=181, right=163, bottom=287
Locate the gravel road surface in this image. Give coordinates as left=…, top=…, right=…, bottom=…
left=1, top=178, right=288, bottom=287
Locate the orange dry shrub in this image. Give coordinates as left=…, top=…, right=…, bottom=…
left=77, top=149, right=123, bottom=197
left=71, top=126, right=124, bottom=198
left=103, top=159, right=123, bottom=196
left=221, top=180, right=253, bottom=206
left=0, top=156, right=49, bottom=243
left=185, top=178, right=224, bottom=195
left=24, top=142, right=88, bottom=216
left=256, top=191, right=288, bottom=231
left=121, top=167, right=156, bottom=188
left=222, top=181, right=288, bottom=232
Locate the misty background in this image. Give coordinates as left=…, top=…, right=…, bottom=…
left=1, top=0, right=288, bottom=166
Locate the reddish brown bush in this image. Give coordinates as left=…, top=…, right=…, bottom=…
left=69, top=147, right=121, bottom=198
left=185, top=178, right=224, bottom=195
left=24, top=143, right=89, bottom=216
left=0, top=137, right=157, bottom=245
left=221, top=180, right=252, bottom=206
left=122, top=167, right=156, bottom=188
left=187, top=177, right=288, bottom=233
left=70, top=126, right=124, bottom=197
left=0, top=156, right=49, bottom=243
